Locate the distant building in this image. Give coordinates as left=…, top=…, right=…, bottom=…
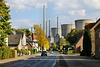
left=51, top=28, right=61, bottom=44
left=61, top=24, right=75, bottom=38
left=75, top=19, right=93, bottom=30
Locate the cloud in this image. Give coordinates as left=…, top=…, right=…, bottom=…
left=53, top=0, right=100, bottom=16
left=68, top=9, right=86, bottom=16
left=5, top=0, right=52, bottom=11
left=10, top=19, right=34, bottom=29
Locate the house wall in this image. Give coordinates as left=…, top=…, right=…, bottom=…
left=18, top=38, right=22, bottom=50
left=95, top=28, right=100, bottom=58
left=91, top=30, right=95, bottom=55
left=22, top=33, right=26, bottom=46
left=75, top=35, right=83, bottom=53
left=9, top=46, right=17, bottom=49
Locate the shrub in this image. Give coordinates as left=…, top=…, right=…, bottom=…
left=10, top=49, right=15, bottom=58
left=25, top=49, right=29, bottom=55
left=80, top=50, right=85, bottom=56
left=32, top=49, right=37, bottom=54
left=2, top=46, right=10, bottom=59
left=0, top=47, right=2, bottom=59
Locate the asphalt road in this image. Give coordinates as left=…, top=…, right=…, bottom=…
left=2, top=52, right=58, bottom=67
left=55, top=54, right=100, bottom=67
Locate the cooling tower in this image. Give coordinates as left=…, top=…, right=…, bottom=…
left=61, top=24, right=75, bottom=38
left=75, top=19, right=93, bottom=30
left=51, top=28, right=61, bottom=38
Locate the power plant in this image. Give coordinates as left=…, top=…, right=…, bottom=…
left=75, top=19, right=93, bottom=30
left=61, top=24, right=75, bottom=38
left=42, top=5, right=93, bottom=44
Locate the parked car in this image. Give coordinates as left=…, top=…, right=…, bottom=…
left=41, top=51, right=47, bottom=56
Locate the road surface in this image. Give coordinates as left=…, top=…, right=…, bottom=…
left=2, top=52, right=58, bottom=67
left=55, top=54, right=100, bottom=67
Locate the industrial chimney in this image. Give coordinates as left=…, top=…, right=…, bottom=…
left=43, top=5, right=46, bottom=35
left=49, top=20, right=50, bottom=37
left=57, top=17, right=59, bottom=35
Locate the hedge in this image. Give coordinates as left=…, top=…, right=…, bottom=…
left=0, top=46, right=15, bottom=59
left=32, top=49, right=37, bottom=54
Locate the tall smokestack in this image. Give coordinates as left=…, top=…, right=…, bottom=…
left=57, top=17, right=59, bottom=34
left=46, top=21, right=47, bottom=37
left=43, top=5, right=46, bottom=35
left=49, top=20, right=50, bottom=37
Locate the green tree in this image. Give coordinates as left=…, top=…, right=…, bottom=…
left=16, top=29, right=24, bottom=33
left=23, top=29, right=31, bottom=34
left=83, top=29, right=92, bottom=56
left=66, top=29, right=84, bottom=45
left=58, top=37, right=67, bottom=46
left=0, top=0, right=12, bottom=46
left=51, top=42, right=56, bottom=50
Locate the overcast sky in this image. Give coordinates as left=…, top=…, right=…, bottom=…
left=5, top=0, right=100, bottom=29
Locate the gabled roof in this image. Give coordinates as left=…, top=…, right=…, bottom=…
left=90, top=18, right=100, bottom=31
left=8, top=34, right=22, bottom=46
left=85, top=18, right=100, bottom=31
left=75, top=33, right=84, bottom=46
left=85, top=23, right=95, bottom=30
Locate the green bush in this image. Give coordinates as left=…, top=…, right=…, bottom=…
left=2, top=46, right=10, bottom=59
left=0, top=47, right=2, bottom=59
left=10, top=49, right=15, bottom=58
left=32, top=49, right=37, bottom=54
left=25, top=49, right=29, bottom=55
left=15, top=47, right=20, bottom=53
left=0, top=46, right=15, bottom=59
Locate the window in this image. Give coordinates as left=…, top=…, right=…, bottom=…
left=11, top=40, right=13, bottom=42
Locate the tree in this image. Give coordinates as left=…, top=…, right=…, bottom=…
left=16, top=29, right=24, bottom=33
left=66, top=29, right=84, bottom=45
left=34, top=25, right=50, bottom=50
left=0, top=0, right=12, bottom=46
left=51, top=42, right=56, bottom=50
left=24, top=29, right=31, bottom=34
left=58, top=37, right=67, bottom=46
left=83, top=29, right=92, bottom=56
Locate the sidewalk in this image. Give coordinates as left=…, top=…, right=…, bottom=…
left=0, top=53, right=40, bottom=65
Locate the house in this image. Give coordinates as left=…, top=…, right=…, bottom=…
left=26, top=33, right=35, bottom=49
left=95, top=24, right=100, bottom=58
left=8, top=32, right=26, bottom=50
left=85, top=18, right=100, bottom=56
left=26, top=33, right=38, bottom=51
left=75, top=34, right=84, bottom=53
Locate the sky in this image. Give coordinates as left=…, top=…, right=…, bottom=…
left=5, top=0, right=100, bottom=29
